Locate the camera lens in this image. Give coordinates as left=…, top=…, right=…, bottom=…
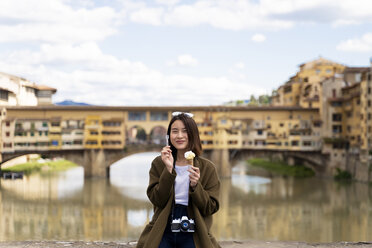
left=180, top=220, right=190, bottom=231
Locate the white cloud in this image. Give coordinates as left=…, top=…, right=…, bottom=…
left=234, top=62, right=245, bottom=69
left=126, top=0, right=293, bottom=30
left=0, top=44, right=265, bottom=106
left=130, top=7, right=164, bottom=25
left=167, top=54, right=199, bottom=67
left=251, top=33, right=266, bottom=43
left=124, top=0, right=372, bottom=30
left=177, top=54, right=199, bottom=67
left=337, top=33, right=372, bottom=52
left=155, top=0, right=180, bottom=6
left=0, top=0, right=120, bottom=44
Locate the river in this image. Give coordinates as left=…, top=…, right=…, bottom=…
left=0, top=152, right=370, bottom=242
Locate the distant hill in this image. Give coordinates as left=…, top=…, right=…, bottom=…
left=55, top=100, right=92, bottom=106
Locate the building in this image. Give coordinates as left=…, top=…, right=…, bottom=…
left=0, top=72, right=56, bottom=107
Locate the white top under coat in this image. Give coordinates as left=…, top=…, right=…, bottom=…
left=174, top=165, right=190, bottom=206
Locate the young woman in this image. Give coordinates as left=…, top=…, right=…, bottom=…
left=137, top=112, right=221, bottom=248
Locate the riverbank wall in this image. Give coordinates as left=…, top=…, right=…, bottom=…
left=0, top=241, right=371, bottom=248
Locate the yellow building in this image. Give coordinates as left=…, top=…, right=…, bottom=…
left=272, top=57, right=345, bottom=110
left=84, top=116, right=103, bottom=149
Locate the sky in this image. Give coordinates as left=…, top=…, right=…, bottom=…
left=0, top=0, right=372, bottom=106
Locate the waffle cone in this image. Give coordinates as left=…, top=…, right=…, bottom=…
left=187, top=159, right=194, bottom=166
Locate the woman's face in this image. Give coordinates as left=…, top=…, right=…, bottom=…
left=170, top=120, right=189, bottom=151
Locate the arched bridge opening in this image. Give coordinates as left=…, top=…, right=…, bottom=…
left=224, top=149, right=328, bottom=176
left=1, top=144, right=163, bottom=178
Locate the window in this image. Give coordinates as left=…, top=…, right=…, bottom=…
left=316, top=69, right=321, bottom=74
left=347, top=126, right=351, bottom=132
left=150, top=111, right=168, bottom=121
left=51, top=122, right=60, bottom=127
left=284, top=85, right=292, bottom=93
left=332, top=125, right=342, bottom=134
left=326, top=69, right=332, bottom=74
left=5, top=132, right=10, bottom=137
left=73, top=140, right=83, bottom=145
left=26, top=87, right=34, bottom=93
left=103, top=121, right=121, bottom=127
left=3, top=143, right=12, bottom=148
left=51, top=140, right=59, bottom=146
left=332, top=89, right=336, bottom=98
left=332, top=113, right=342, bottom=122
left=42, top=122, right=48, bottom=127
left=0, top=90, right=8, bottom=100
left=303, top=141, right=312, bottom=146
left=257, top=130, right=263, bottom=135
left=331, top=101, right=342, bottom=107
left=128, top=111, right=146, bottom=121
left=291, top=140, right=299, bottom=146
left=86, top=140, right=98, bottom=145
left=6, top=122, right=10, bottom=127
left=355, top=73, right=361, bottom=82
left=255, top=140, right=266, bottom=146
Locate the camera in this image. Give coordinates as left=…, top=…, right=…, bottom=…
left=171, top=216, right=195, bottom=232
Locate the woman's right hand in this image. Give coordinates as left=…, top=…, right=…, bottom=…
left=161, top=146, right=174, bottom=173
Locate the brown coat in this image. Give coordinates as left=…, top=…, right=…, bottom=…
left=136, top=156, right=221, bottom=248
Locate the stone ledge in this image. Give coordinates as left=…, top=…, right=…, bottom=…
left=0, top=241, right=371, bottom=248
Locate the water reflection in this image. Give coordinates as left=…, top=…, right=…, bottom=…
left=0, top=152, right=370, bottom=242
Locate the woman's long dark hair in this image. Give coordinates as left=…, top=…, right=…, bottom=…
left=167, top=113, right=202, bottom=164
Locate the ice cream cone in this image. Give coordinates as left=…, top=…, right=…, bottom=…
left=186, top=158, right=194, bottom=167
left=185, top=151, right=195, bottom=167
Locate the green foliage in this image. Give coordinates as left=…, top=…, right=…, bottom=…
left=248, top=94, right=271, bottom=106
left=323, top=137, right=347, bottom=144
left=248, top=158, right=315, bottom=178
left=334, top=168, right=352, bottom=180
left=2, top=160, right=78, bottom=175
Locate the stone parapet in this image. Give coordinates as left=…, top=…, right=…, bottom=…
left=0, top=241, right=371, bottom=248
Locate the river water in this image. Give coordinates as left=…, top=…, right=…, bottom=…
left=0, top=152, right=371, bottom=242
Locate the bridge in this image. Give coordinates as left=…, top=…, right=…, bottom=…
left=0, top=105, right=329, bottom=178
left=1, top=144, right=162, bottom=178
left=1, top=145, right=328, bottom=178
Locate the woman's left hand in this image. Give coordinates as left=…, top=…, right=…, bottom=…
left=188, top=166, right=200, bottom=189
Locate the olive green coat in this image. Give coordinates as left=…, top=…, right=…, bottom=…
left=136, top=156, right=221, bottom=248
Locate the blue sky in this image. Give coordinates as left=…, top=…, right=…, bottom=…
left=0, top=0, right=371, bottom=106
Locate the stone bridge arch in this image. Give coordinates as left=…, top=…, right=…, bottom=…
left=126, top=123, right=168, bottom=145
left=149, top=125, right=167, bottom=145
left=228, top=149, right=328, bottom=175
left=0, top=145, right=162, bottom=178
left=126, top=125, right=148, bottom=144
